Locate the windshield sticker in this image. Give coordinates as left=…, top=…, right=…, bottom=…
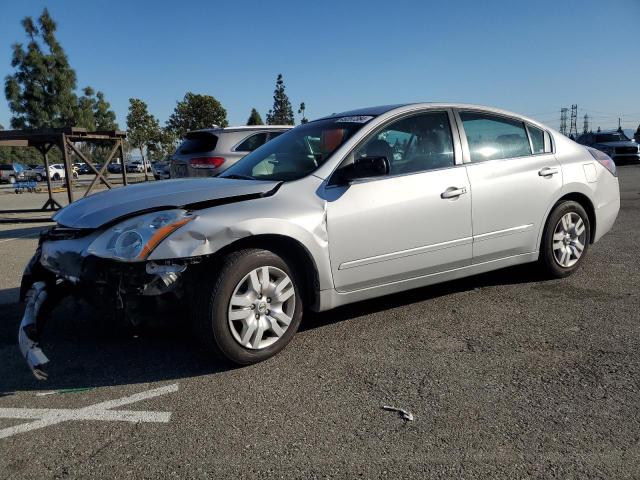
left=335, top=115, right=373, bottom=124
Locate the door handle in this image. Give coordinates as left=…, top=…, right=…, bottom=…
left=440, top=186, right=467, bottom=199
left=538, top=167, right=559, bottom=177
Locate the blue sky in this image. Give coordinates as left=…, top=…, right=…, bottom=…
left=1, top=0, right=639, bottom=133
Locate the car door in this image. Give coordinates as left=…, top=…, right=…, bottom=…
left=455, top=110, right=563, bottom=263
left=326, top=110, right=473, bottom=292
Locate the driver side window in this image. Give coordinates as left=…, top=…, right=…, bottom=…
left=354, top=111, right=455, bottom=176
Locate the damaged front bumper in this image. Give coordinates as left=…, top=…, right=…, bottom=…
left=18, top=226, right=200, bottom=380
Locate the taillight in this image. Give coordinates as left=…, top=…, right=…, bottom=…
left=587, top=147, right=617, bottom=177
left=189, top=157, right=225, bottom=169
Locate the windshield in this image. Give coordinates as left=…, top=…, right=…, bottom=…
left=595, top=133, right=630, bottom=143
left=220, top=117, right=372, bottom=181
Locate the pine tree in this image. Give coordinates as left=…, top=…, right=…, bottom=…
left=5, top=9, right=78, bottom=129
left=166, top=92, right=227, bottom=138
left=93, top=91, right=117, bottom=130
left=247, top=108, right=263, bottom=125
left=298, top=102, right=308, bottom=124
left=266, top=74, right=294, bottom=125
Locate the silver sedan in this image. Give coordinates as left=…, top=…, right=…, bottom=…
left=20, top=103, right=620, bottom=375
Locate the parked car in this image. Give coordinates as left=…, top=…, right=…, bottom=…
left=169, top=125, right=292, bottom=178
left=20, top=103, right=620, bottom=373
left=107, top=163, right=122, bottom=174
left=576, top=130, right=640, bottom=163
left=126, top=161, right=144, bottom=173
left=31, top=164, right=74, bottom=181
left=152, top=162, right=170, bottom=180
left=0, top=164, right=25, bottom=184
left=78, top=162, right=102, bottom=175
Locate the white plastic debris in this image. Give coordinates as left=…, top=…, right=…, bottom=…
left=382, top=405, right=414, bottom=421
left=18, top=281, right=49, bottom=380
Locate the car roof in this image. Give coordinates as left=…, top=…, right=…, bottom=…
left=189, top=125, right=293, bottom=135
left=318, top=103, right=553, bottom=129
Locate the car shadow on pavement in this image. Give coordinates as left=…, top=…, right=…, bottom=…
left=303, top=263, right=549, bottom=331
left=0, top=263, right=547, bottom=392
left=0, top=297, right=231, bottom=392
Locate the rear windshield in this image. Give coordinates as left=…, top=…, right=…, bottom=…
left=176, top=132, right=218, bottom=154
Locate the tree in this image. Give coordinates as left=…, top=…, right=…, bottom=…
left=166, top=92, right=227, bottom=138
left=5, top=9, right=78, bottom=129
left=127, top=98, right=161, bottom=180
left=93, top=91, right=118, bottom=130
left=298, top=102, right=308, bottom=124
left=266, top=74, right=294, bottom=125
left=76, top=86, right=97, bottom=130
left=246, top=108, right=263, bottom=126
left=148, top=128, right=177, bottom=162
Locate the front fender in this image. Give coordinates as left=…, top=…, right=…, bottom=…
left=149, top=184, right=334, bottom=291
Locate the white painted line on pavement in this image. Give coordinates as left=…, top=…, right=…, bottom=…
left=0, top=231, right=41, bottom=243
left=0, top=383, right=178, bottom=440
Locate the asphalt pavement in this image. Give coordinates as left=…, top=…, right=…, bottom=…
left=0, top=166, right=639, bottom=479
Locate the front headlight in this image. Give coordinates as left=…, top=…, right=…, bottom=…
left=88, top=209, right=195, bottom=262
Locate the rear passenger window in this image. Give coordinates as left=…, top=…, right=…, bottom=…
left=527, top=124, right=546, bottom=154
left=460, top=112, right=532, bottom=161
left=236, top=133, right=268, bottom=152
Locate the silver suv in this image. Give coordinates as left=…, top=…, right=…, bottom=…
left=169, top=125, right=291, bottom=178
left=20, top=103, right=620, bottom=376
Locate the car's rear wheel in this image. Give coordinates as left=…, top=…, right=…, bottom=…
left=540, top=200, right=590, bottom=278
left=35, top=174, right=43, bottom=182
left=193, top=248, right=303, bottom=365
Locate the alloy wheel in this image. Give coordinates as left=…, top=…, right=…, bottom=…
left=227, top=265, right=296, bottom=350
left=552, top=212, right=587, bottom=268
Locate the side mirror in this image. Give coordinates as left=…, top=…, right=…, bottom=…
left=331, top=155, right=390, bottom=185
left=346, top=155, right=389, bottom=181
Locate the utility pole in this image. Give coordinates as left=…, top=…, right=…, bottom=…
left=560, top=108, right=568, bottom=136
left=583, top=114, right=590, bottom=134
left=569, top=104, right=578, bottom=138
left=617, top=118, right=623, bottom=133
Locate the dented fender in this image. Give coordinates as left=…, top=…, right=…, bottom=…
left=149, top=177, right=335, bottom=291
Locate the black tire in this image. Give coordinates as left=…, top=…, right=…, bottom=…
left=53, top=173, right=60, bottom=181
left=539, top=200, right=590, bottom=278
left=192, top=248, right=303, bottom=365
left=36, top=174, right=43, bottom=182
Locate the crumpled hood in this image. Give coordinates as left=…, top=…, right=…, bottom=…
left=54, top=178, right=280, bottom=229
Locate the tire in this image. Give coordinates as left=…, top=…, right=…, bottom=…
left=539, top=200, right=590, bottom=278
left=53, top=173, right=60, bottom=181
left=8, top=176, right=16, bottom=185
left=193, top=248, right=303, bottom=365
left=36, top=174, right=43, bottom=182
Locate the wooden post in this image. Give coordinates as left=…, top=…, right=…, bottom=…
left=120, top=139, right=128, bottom=186
left=60, top=133, right=74, bottom=203
left=39, top=143, right=63, bottom=211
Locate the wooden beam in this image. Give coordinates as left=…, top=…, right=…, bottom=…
left=66, top=140, right=112, bottom=190
left=83, top=142, right=120, bottom=197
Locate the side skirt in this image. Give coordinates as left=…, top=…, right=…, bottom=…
left=316, top=252, right=538, bottom=311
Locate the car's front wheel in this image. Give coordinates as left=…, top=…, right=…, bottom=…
left=540, top=200, right=590, bottom=278
left=193, top=248, right=303, bottom=365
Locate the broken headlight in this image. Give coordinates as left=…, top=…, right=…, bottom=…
left=88, top=209, right=195, bottom=262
